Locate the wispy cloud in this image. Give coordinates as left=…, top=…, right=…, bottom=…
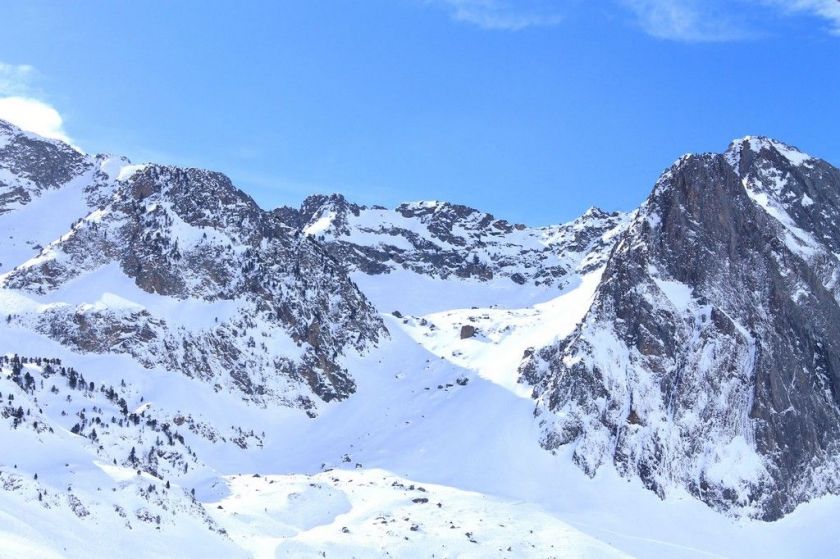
left=0, top=62, right=73, bottom=144
left=428, top=0, right=840, bottom=39
left=430, top=0, right=565, bottom=31
left=619, top=0, right=840, bottom=42
left=618, top=0, right=753, bottom=42
left=764, top=0, right=840, bottom=34
left=0, top=62, right=36, bottom=96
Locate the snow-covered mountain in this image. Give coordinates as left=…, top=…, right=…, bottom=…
left=522, top=136, right=840, bottom=521
left=2, top=118, right=840, bottom=558
left=275, top=193, right=626, bottom=287
left=0, top=119, right=386, bottom=408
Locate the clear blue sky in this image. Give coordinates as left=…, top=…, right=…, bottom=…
left=0, top=0, right=838, bottom=224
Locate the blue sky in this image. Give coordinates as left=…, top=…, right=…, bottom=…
left=0, top=0, right=838, bottom=224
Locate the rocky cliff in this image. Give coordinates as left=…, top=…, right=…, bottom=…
left=521, top=137, right=840, bottom=519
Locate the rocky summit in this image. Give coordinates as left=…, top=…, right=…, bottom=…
left=522, top=137, right=840, bottom=520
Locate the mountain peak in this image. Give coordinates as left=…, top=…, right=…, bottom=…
left=301, top=192, right=353, bottom=209
left=726, top=135, right=813, bottom=169
left=396, top=199, right=479, bottom=215
left=578, top=206, right=615, bottom=220
left=523, top=134, right=840, bottom=520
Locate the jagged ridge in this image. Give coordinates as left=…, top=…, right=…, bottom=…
left=276, top=193, right=627, bottom=287
left=0, top=120, right=387, bottom=408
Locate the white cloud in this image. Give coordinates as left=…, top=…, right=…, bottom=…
left=434, top=0, right=840, bottom=41
left=0, top=96, right=72, bottom=144
left=764, top=0, right=840, bottom=34
left=0, top=62, right=73, bottom=145
left=618, top=0, right=754, bottom=42
left=431, top=0, right=564, bottom=31
left=620, top=0, right=840, bottom=42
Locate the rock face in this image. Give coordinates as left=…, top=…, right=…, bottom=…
left=0, top=120, right=92, bottom=213
left=276, top=194, right=627, bottom=287
left=0, top=120, right=386, bottom=409
left=521, top=137, right=840, bottom=520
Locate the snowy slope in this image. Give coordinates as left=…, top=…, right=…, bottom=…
left=207, top=469, right=631, bottom=559
left=5, top=307, right=838, bottom=558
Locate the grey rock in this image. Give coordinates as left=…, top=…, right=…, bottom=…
left=460, top=325, right=477, bottom=339
left=522, top=137, right=840, bottom=520
left=0, top=120, right=92, bottom=213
